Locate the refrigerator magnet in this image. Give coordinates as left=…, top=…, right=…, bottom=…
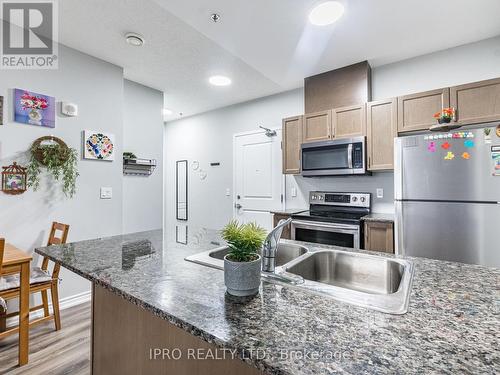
left=444, top=151, right=455, bottom=160
left=492, top=146, right=500, bottom=176
left=484, top=128, right=492, bottom=144
left=427, top=142, right=436, bottom=152
left=461, top=152, right=471, bottom=160
left=464, top=140, right=475, bottom=148
left=441, top=141, right=451, bottom=150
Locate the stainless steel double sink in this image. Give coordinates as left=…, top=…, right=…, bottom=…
left=185, top=241, right=414, bottom=314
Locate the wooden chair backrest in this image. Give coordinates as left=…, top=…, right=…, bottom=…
left=47, top=222, right=70, bottom=246
left=43, top=223, right=70, bottom=279
left=0, top=238, right=4, bottom=275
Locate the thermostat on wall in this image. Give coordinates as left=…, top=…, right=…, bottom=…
left=61, top=102, right=78, bottom=117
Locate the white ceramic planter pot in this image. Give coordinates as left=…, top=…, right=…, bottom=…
left=223, top=254, right=261, bottom=297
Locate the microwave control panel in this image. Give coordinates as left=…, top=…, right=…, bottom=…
left=353, top=143, right=364, bottom=169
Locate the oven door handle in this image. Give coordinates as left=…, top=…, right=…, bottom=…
left=347, top=143, right=353, bottom=169
left=291, top=220, right=359, bottom=233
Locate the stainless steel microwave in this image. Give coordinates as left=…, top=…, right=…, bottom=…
left=301, top=137, right=368, bottom=177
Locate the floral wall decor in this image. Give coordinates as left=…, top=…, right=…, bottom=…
left=2, top=162, right=27, bottom=195
left=14, top=89, right=55, bottom=128
left=83, top=130, right=115, bottom=161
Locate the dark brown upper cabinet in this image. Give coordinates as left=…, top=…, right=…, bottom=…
left=282, top=115, right=303, bottom=175
left=450, top=77, right=500, bottom=125
left=332, top=103, right=366, bottom=139
left=302, top=110, right=332, bottom=143
left=397, top=88, right=450, bottom=133
left=366, top=98, right=397, bottom=171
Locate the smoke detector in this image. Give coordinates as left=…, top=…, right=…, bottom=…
left=210, top=13, right=221, bottom=23
left=125, top=32, right=145, bottom=47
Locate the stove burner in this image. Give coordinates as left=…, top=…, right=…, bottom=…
left=292, top=192, right=372, bottom=224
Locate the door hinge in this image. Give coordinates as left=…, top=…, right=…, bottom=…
left=281, top=194, right=283, bottom=203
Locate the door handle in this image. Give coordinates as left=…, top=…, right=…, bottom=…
left=234, top=203, right=242, bottom=209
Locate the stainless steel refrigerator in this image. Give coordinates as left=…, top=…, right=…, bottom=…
left=395, top=127, right=500, bottom=268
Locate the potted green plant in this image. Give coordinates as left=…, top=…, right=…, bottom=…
left=221, top=220, right=267, bottom=297
left=27, top=136, right=79, bottom=198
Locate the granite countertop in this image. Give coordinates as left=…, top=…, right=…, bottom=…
left=35, top=226, right=499, bottom=375
left=270, top=208, right=308, bottom=215
left=362, top=213, right=395, bottom=223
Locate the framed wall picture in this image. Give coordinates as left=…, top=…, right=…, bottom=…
left=83, top=130, right=115, bottom=161
left=14, top=89, right=55, bottom=128
left=2, top=162, right=27, bottom=195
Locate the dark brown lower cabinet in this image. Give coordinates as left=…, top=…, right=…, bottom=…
left=272, top=214, right=291, bottom=239
left=364, top=221, right=394, bottom=253
left=92, top=285, right=262, bottom=375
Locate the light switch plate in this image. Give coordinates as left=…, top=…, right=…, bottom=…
left=225, top=188, right=231, bottom=196
left=291, top=187, right=297, bottom=197
left=376, top=188, right=384, bottom=199
left=100, top=187, right=112, bottom=199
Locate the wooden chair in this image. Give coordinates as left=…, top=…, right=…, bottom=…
left=0, top=222, right=69, bottom=333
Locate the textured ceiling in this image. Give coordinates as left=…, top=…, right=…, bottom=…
left=58, top=0, right=500, bottom=119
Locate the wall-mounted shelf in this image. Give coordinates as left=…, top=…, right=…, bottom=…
left=123, top=158, right=157, bottom=176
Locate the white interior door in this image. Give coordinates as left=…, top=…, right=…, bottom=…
left=234, top=129, right=283, bottom=230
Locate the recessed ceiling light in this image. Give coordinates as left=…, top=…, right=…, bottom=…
left=125, top=32, right=145, bottom=46
left=309, top=1, right=345, bottom=26
left=162, top=108, right=173, bottom=116
left=209, top=75, right=231, bottom=86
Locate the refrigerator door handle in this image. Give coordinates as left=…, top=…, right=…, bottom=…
left=395, top=200, right=404, bottom=256
left=394, top=138, right=403, bottom=200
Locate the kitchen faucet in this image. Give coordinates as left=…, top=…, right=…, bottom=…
left=262, top=218, right=292, bottom=273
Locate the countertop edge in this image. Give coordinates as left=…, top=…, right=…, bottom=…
left=34, top=248, right=293, bottom=375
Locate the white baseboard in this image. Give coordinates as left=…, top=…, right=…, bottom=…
left=5, top=290, right=91, bottom=328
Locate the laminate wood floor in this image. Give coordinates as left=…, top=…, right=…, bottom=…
left=0, top=302, right=91, bottom=375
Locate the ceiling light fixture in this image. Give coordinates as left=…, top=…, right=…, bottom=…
left=125, top=32, right=145, bottom=46
left=309, top=1, right=345, bottom=26
left=209, top=75, right=231, bottom=86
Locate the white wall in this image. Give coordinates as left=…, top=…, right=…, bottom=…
left=0, top=45, right=124, bottom=300
left=123, top=80, right=164, bottom=233
left=372, top=35, right=500, bottom=99
left=164, top=89, right=303, bottom=229
left=0, top=48, right=164, bottom=305
left=165, top=36, right=500, bottom=228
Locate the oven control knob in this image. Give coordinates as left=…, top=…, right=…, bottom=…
left=319, top=195, right=324, bottom=200
left=311, top=195, right=316, bottom=200
left=352, top=197, right=358, bottom=202
left=360, top=197, right=366, bottom=203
